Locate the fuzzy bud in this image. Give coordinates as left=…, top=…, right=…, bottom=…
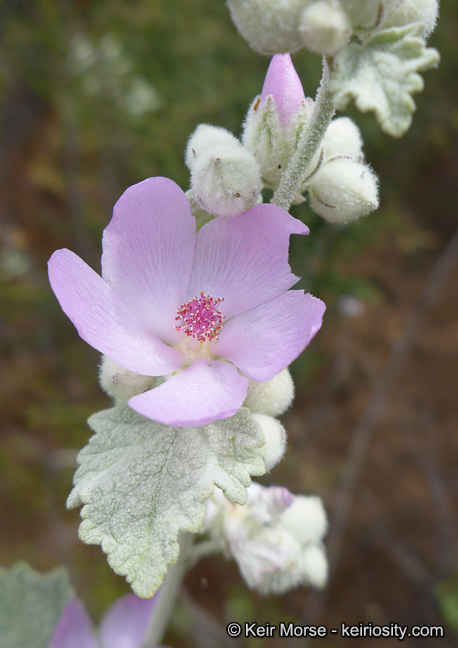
left=297, top=544, right=328, bottom=588
left=226, top=0, right=309, bottom=55
left=259, top=54, right=306, bottom=127
left=280, top=496, right=328, bottom=544
left=243, top=368, right=295, bottom=417
left=186, top=124, right=261, bottom=217
left=320, top=116, right=363, bottom=162
left=251, top=413, right=287, bottom=471
left=299, top=0, right=352, bottom=56
left=340, top=0, right=393, bottom=31
left=99, top=356, right=157, bottom=401
left=383, top=0, right=439, bottom=37
left=307, top=158, right=379, bottom=224
left=243, top=55, right=314, bottom=191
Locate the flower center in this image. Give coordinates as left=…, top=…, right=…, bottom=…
left=175, top=292, right=225, bottom=343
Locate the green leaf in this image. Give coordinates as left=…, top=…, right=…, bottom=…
left=67, top=404, right=266, bottom=598
left=330, top=25, right=440, bottom=137
left=0, top=562, right=74, bottom=648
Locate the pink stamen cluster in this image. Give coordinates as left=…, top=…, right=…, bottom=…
left=175, top=292, right=225, bottom=343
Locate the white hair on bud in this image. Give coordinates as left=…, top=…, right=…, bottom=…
left=251, top=413, right=287, bottom=471
left=226, top=0, right=309, bottom=55
left=99, top=355, right=156, bottom=401
left=322, top=117, right=363, bottom=162
left=383, top=0, right=439, bottom=37
left=185, top=124, right=262, bottom=217
left=308, top=158, right=379, bottom=224
left=341, top=0, right=398, bottom=32
left=297, top=544, right=329, bottom=588
left=299, top=0, right=352, bottom=56
left=185, top=124, right=239, bottom=171
left=243, top=368, right=295, bottom=417
left=280, top=495, right=328, bottom=544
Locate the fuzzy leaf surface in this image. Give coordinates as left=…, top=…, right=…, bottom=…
left=0, top=562, right=74, bottom=648
left=330, top=25, right=440, bottom=137
left=67, top=403, right=265, bottom=598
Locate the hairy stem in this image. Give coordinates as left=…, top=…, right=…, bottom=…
left=271, top=57, right=335, bottom=211
left=140, top=533, right=194, bottom=648
left=188, top=538, right=222, bottom=565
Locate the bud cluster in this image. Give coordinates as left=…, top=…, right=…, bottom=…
left=203, top=483, right=328, bottom=594
left=244, top=55, right=379, bottom=222
left=226, top=0, right=439, bottom=57
left=186, top=52, right=379, bottom=224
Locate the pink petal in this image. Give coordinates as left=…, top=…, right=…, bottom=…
left=260, top=54, right=305, bottom=127
left=48, top=249, right=183, bottom=376
left=128, top=359, right=249, bottom=426
left=101, top=177, right=196, bottom=344
left=187, top=203, right=308, bottom=321
left=216, top=291, right=326, bottom=382
left=49, top=599, right=99, bottom=648
left=99, top=593, right=157, bottom=648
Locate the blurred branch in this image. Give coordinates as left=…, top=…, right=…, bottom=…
left=179, top=588, right=243, bottom=648
left=402, top=413, right=456, bottom=576
left=298, top=226, right=458, bottom=637
left=362, top=491, right=428, bottom=587
left=328, top=226, right=458, bottom=575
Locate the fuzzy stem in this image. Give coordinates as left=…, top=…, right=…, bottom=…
left=140, top=533, right=194, bottom=648
left=271, top=57, right=335, bottom=211
left=188, top=538, right=222, bottom=565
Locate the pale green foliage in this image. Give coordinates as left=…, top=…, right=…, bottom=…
left=67, top=404, right=266, bottom=598
left=0, top=562, right=74, bottom=648
left=330, top=24, right=440, bottom=137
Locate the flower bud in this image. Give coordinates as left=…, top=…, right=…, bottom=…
left=307, top=158, right=379, bottom=224
left=259, top=54, right=306, bottom=127
left=242, top=55, right=314, bottom=191
left=280, top=495, right=328, bottom=544
left=99, top=356, right=157, bottom=401
left=299, top=0, right=352, bottom=56
left=321, top=116, right=363, bottom=162
left=243, top=368, right=295, bottom=417
left=186, top=124, right=261, bottom=217
left=226, top=0, right=309, bottom=55
left=203, top=482, right=328, bottom=595
left=297, top=544, right=328, bottom=588
left=383, top=0, right=439, bottom=37
left=340, top=0, right=397, bottom=31
left=251, top=413, right=287, bottom=471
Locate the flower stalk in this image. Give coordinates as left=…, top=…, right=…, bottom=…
left=140, top=533, right=195, bottom=648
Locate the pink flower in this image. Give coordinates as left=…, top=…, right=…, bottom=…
left=50, top=594, right=158, bottom=648
left=48, top=177, right=325, bottom=427
left=260, top=54, right=306, bottom=127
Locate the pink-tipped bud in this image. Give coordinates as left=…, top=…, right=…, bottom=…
left=260, top=54, right=305, bottom=128
left=242, top=55, right=313, bottom=191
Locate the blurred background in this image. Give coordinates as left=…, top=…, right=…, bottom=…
left=0, top=1, right=457, bottom=646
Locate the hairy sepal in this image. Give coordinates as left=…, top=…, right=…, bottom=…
left=67, top=403, right=266, bottom=598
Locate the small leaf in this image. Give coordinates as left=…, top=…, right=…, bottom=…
left=68, top=404, right=266, bottom=598
left=330, top=24, right=440, bottom=137
left=0, top=562, right=74, bottom=648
